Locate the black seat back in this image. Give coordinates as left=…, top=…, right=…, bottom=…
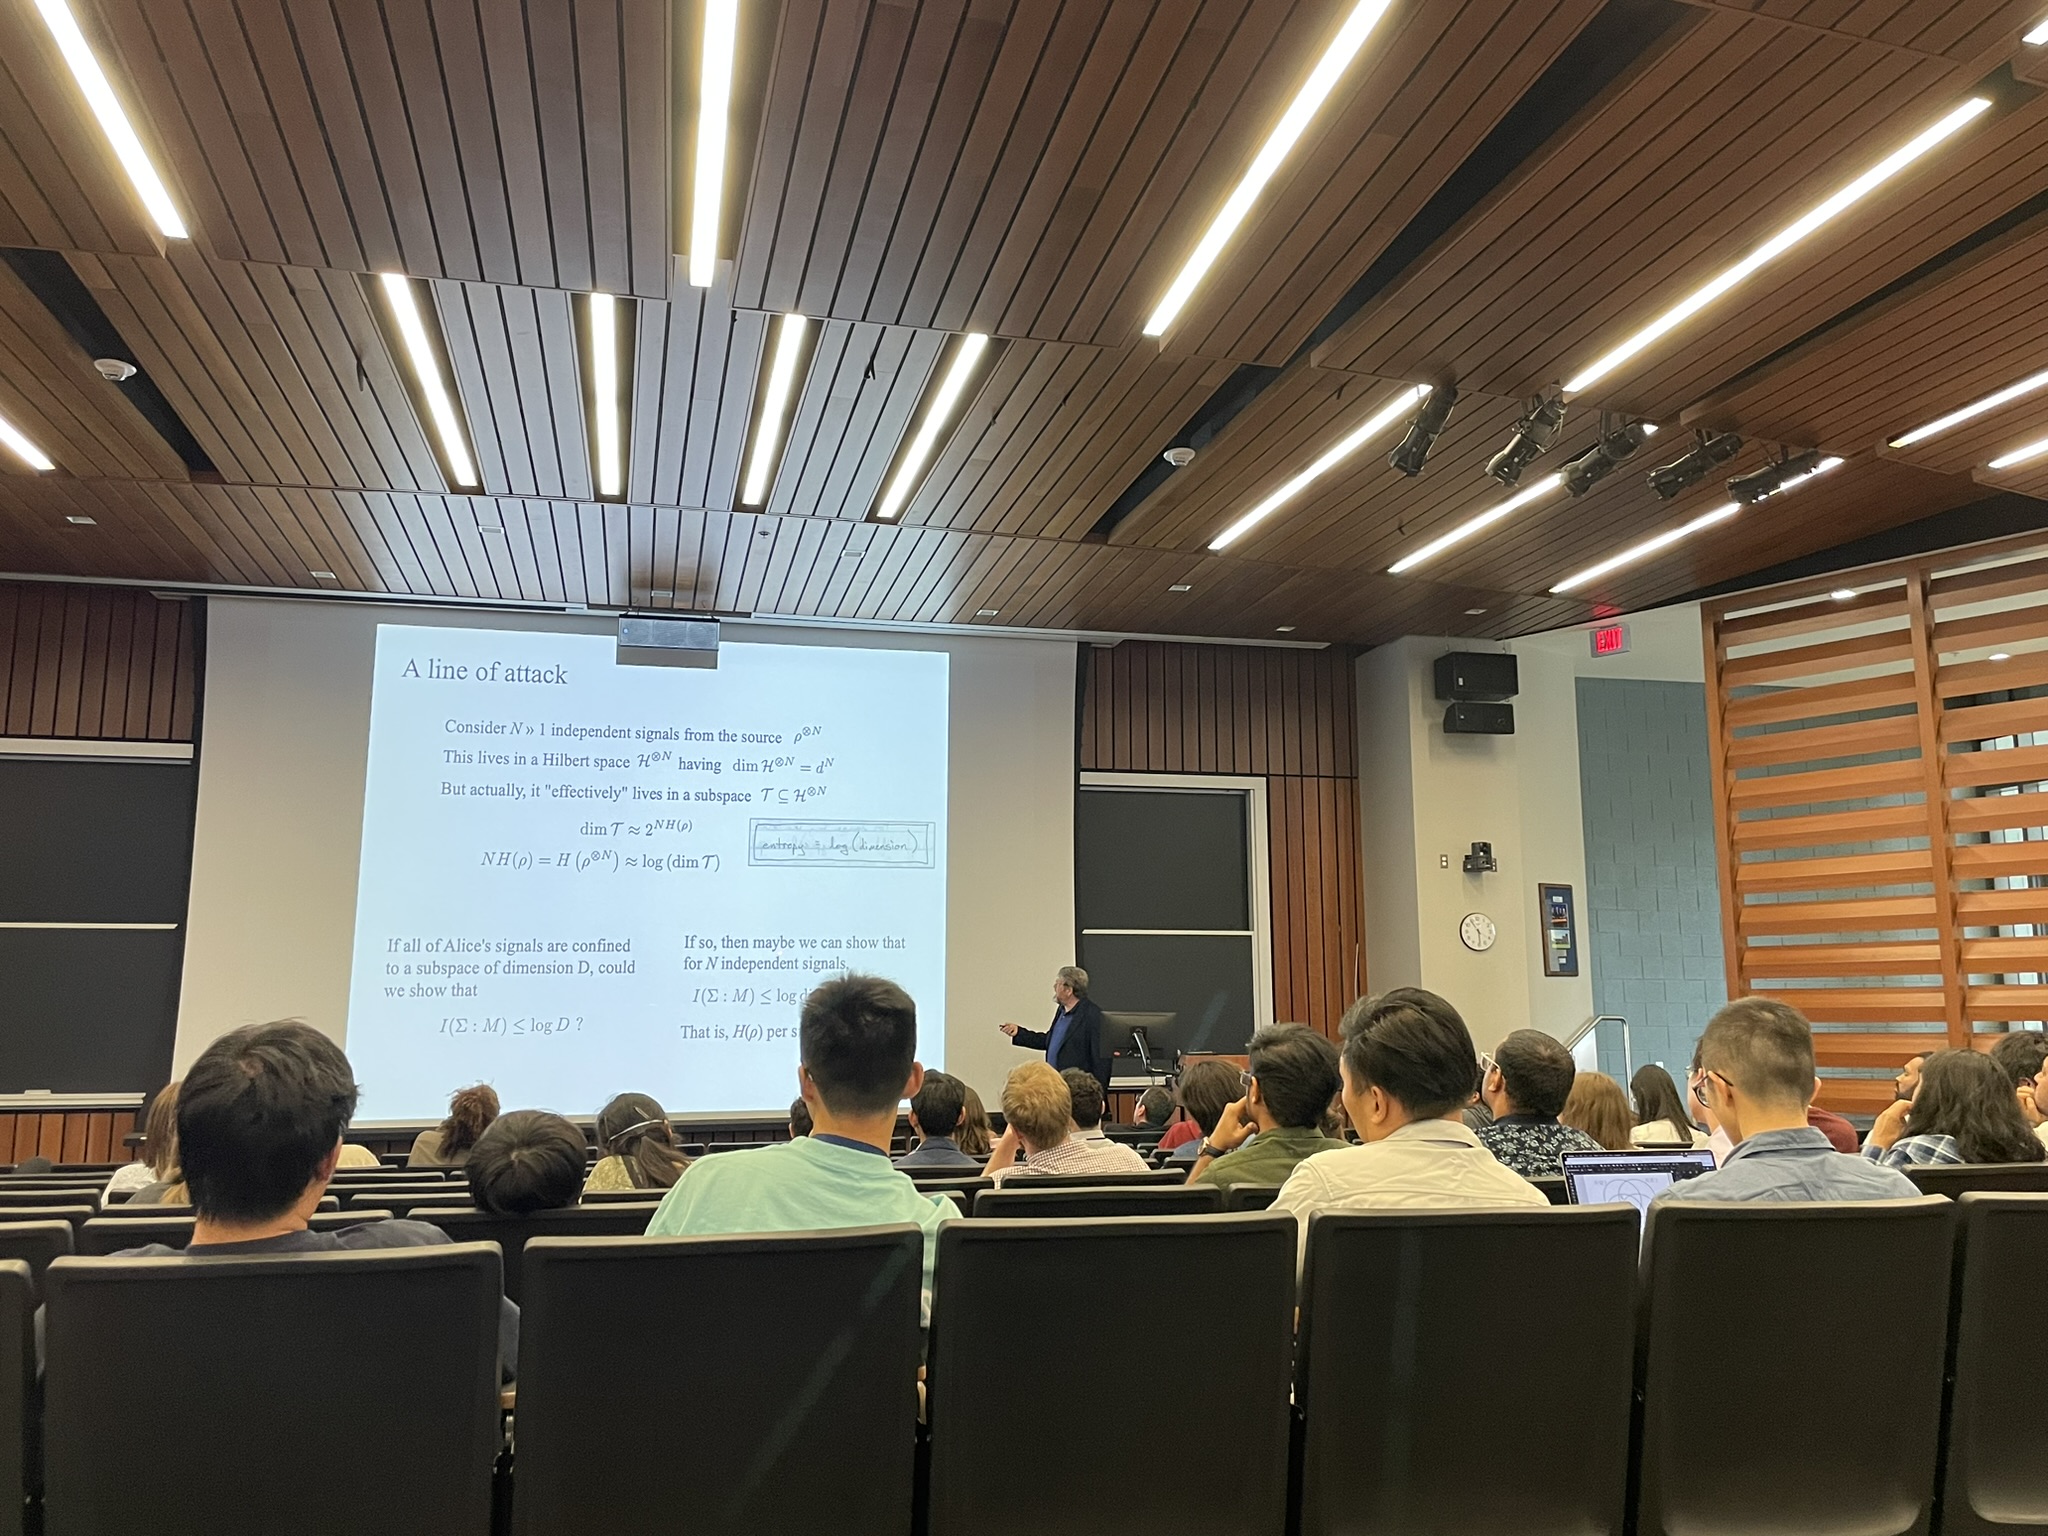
left=0, top=1221, right=72, bottom=1285
left=577, top=1186, right=677, bottom=1203
left=926, top=1215, right=1293, bottom=1536
left=77, top=1211, right=397, bottom=1256
left=972, top=1185, right=1222, bottom=1218
left=43, top=1245, right=503, bottom=1535
left=0, top=1207, right=94, bottom=1232
left=418, top=1204, right=662, bottom=1302
left=0, top=1262, right=29, bottom=1536
left=513, top=1228, right=924, bottom=1535
left=1003, top=1167, right=1188, bottom=1189
left=0, top=1190, right=99, bottom=1208
left=1941, top=1193, right=2048, bottom=1536
left=1530, top=1174, right=1569, bottom=1205
left=1221, top=1183, right=1281, bottom=1211
left=1906, top=1163, right=2048, bottom=1198
left=909, top=1177, right=993, bottom=1200
left=1636, top=1197, right=1953, bottom=1536
left=1297, top=1207, right=1637, bottom=1536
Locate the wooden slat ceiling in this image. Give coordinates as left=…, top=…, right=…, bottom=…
left=0, top=0, right=2044, bottom=647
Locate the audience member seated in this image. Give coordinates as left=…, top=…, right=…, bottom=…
left=113, top=1020, right=519, bottom=1374
left=1806, top=1096, right=1860, bottom=1154
left=1189, top=1023, right=1345, bottom=1187
left=409, top=1082, right=499, bottom=1167
left=1653, top=1000, right=1918, bottom=1206
left=110, top=1079, right=182, bottom=1202
left=467, top=1111, right=589, bottom=1214
left=1560, top=1071, right=1633, bottom=1151
left=1895, top=1052, right=1928, bottom=1102
left=1629, top=1064, right=1707, bottom=1149
left=335, top=1143, right=383, bottom=1168
left=1987, top=1032, right=2048, bottom=1133
left=1861, top=1049, right=2047, bottom=1169
left=955, top=1083, right=993, bottom=1160
left=584, top=1093, right=691, bottom=1193
left=645, top=975, right=953, bottom=1318
left=1273, top=990, right=1545, bottom=1265
left=1475, top=1030, right=1602, bottom=1176
left=984, top=1063, right=1148, bottom=1183
left=893, top=1071, right=980, bottom=1171
left=1061, top=1068, right=1120, bottom=1145
left=1161, top=1059, right=1241, bottom=1161
left=1134, top=1085, right=1175, bottom=1134
left=788, top=1096, right=813, bottom=1140
left=1686, top=1043, right=1734, bottom=1164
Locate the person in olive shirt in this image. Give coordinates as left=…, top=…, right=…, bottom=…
left=1189, top=1023, right=1346, bottom=1187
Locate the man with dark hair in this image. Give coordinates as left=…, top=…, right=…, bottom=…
left=647, top=974, right=953, bottom=1317
left=466, top=1110, right=587, bottom=1214
left=1273, top=990, right=1545, bottom=1267
left=788, top=1096, right=813, bottom=1139
left=1656, top=998, right=1917, bottom=1206
left=1189, top=1023, right=1346, bottom=1188
left=114, top=1020, right=519, bottom=1375
left=1134, top=1085, right=1176, bottom=1132
left=1164, top=1059, right=1246, bottom=1161
left=1475, top=1028, right=1601, bottom=1177
left=1987, top=1032, right=2048, bottom=1132
left=1896, top=1052, right=1928, bottom=1102
left=894, top=1070, right=978, bottom=1170
left=1062, top=1068, right=1110, bottom=1136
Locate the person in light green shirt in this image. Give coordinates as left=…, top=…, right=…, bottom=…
left=1189, top=1023, right=1347, bottom=1189
left=646, top=974, right=953, bottom=1319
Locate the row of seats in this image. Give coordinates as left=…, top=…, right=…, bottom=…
left=4, top=1193, right=2033, bottom=1536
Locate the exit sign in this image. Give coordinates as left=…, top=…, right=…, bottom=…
left=1591, top=623, right=1630, bottom=657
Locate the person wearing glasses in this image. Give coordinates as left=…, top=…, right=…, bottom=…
left=1653, top=999, right=1917, bottom=1206
left=1187, top=1024, right=1346, bottom=1188
left=1474, top=1029, right=1603, bottom=1177
left=999, top=966, right=1112, bottom=1098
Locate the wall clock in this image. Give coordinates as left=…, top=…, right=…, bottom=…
left=1459, top=912, right=1498, bottom=952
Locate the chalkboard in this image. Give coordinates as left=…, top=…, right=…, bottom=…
left=0, top=757, right=194, bottom=1092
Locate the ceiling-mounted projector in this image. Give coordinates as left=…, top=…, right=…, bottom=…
left=617, top=616, right=719, bottom=668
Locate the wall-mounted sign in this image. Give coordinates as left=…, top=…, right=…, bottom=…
left=1590, top=623, right=1630, bottom=657
left=1539, top=882, right=1579, bottom=977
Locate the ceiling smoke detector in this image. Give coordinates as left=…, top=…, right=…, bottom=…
left=93, top=358, right=138, bottom=382
left=1162, top=446, right=1195, bottom=467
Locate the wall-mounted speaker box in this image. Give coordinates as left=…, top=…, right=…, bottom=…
left=1443, top=701, right=1515, bottom=735
left=1434, top=651, right=1519, bottom=701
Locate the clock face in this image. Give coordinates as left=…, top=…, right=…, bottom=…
left=1460, top=912, right=1498, bottom=952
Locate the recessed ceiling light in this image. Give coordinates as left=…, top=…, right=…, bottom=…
left=1989, top=432, right=2048, bottom=471
left=975, top=609, right=999, bottom=617
left=649, top=589, right=675, bottom=600
left=475, top=521, right=504, bottom=534
left=309, top=570, right=337, bottom=580
left=1563, top=97, right=1991, bottom=396
left=1887, top=367, right=2048, bottom=448
left=1990, top=651, right=2013, bottom=661
left=2026, top=14, right=2048, bottom=44
left=65, top=515, right=95, bottom=525
left=1465, top=608, right=1487, bottom=616
left=1169, top=583, right=1193, bottom=592
left=873, top=332, right=990, bottom=521
left=1829, top=588, right=1856, bottom=601
left=34, top=0, right=187, bottom=239
left=1142, top=0, right=1394, bottom=337
left=741, top=313, right=811, bottom=507
left=1276, top=624, right=1296, bottom=632
left=1210, top=385, right=1425, bottom=551
left=585, top=292, right=626, bottom=498
left=0, top=410, right=55, bottom=472
left=839, top=549, right=863, bottom=559
left=378, top=273, right=478, bottom=488
left=1386, top=473, right=1563, bottom=574
left=688, top=0, right=738, bottom=287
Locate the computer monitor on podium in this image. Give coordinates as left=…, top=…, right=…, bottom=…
left=1101, top=1012, right=1178, bottom=1085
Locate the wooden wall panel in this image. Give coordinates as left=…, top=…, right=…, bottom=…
left=0, top=1110, right=136, bottom=1165
left=0, top=581, right=196, bottom=741
left=1080, top=640, right=1362, bottom=1036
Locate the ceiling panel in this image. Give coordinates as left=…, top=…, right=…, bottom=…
left=1677, top=0, right=2048, bottom=63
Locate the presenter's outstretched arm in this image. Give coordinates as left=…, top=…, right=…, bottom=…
left=1004, top=1022, right=1051, bottom=1051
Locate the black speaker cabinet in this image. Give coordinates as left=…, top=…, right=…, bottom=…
left=1443, top=701, right=1515, bottom=735
left=1434, top=651, right=1519, bottom=702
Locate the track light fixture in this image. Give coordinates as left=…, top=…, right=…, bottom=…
left=1388, top=382, right=1458, bottom=476
left=1727, top=448, right=1838, bottom=505
left=1486, top=390, right=1566, bottom=487
left=1561, top=415, right=1658, bottom=497
left=1646, top=430, right=1744, bottom=500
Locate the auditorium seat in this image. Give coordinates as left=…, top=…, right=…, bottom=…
left=1296, top=1206, right=1637, bottom=1536
left=0, top=1189, right=101, bottom=1208
left=1635, top=1197, right=1953, bottom=1536
left=909, top=1177, right=992, bottom=1200
left=999, top=1167, right=1189, bottom=1189
left=416, top=1203, right=663, bottom=1302
left=925, top=1215, right=1293, bottom=1536
left=1906, top=1163, right=2048, bottom=1198
left=1938, top=1193, right=2048, bottom=1536
left=578, top=1187, right=673, bottom=1204
left=42, top=1246, right=503, bottom=1535
left=96, top=1196, right=340, bottom=1217
left=512, top=1228, right=923, bottom=1535
left=1221, top=1183, right=1281, bottom=1211
left=1530, top=1174, right=1570, bottom=1205
left=0, top=1261, right=27, bottom=1536
left=77, top=1210, right=397, bottom=1255
left=338, top=1188, right=472, bottom=1214
left=0, top=1219, right=72, bottom=1284
left=972, top=1185, right=1223, bottom=1218
left=0, top=1207, right=93, bottom=1232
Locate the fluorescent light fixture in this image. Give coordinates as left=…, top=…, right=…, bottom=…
left=741, top=312, right=809, bottom=506
left=1550, top=456, right=1843, bottom=593
left=65, top=515, right=95, bottom=525
left=378, top=273, right=478, bottom=489
left=689, top=0, right=738, bottom=288
left=1141, top=0, right=1393, bottom=337
left=588, top=293, right=623, bottom=497
left=1889, top=367, right=2048, bottom=448
left=1829, top=588, right=1856, bottom=601
left=1990, top=433, right=2048, bottom=470
left=874, top=332, right=989, bottom=521
left=1169, top=583, right=1193, bottom=592
left=1209, top=384, right=1425, bottom=551
left=2027, top=14, right=2048, bottom=43
left=1386, top=472, right=1564, bottom=574
left=35, top=0, right=186, bottom=239
left=0, top=411, right=55, bottom=471
left=1563, top=97, right=1991, bottom=396
left=1991, top=651, right=2013, bottom=661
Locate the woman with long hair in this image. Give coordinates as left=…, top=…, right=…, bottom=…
left=1865, top=1049, right=2047, bottom=1167
left=1629, top=1063, right=1707, bottom=1149
left=1560, top=1071, right=1633, bottom=1152
left=954, top=1083, right=994, bottom=1160
left=585, top=1092, right=691, bottom=1192
left=123, top=1080, right=189, bottom=1204
left=409, top=1083, right=500, bottom=1167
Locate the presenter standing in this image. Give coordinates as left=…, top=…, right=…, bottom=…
left=1000, top=966, right=1112, bottom=1096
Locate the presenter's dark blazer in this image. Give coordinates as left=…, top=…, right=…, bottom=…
left=1011, top=998, right=1112, bottom=1094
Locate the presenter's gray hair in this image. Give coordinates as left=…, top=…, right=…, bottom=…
left=1057, top=965, right=1089, bottom=997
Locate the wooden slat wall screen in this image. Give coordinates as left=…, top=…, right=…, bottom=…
left=1078, top=641, right=1362, bottom=1038
left=1705, top=532, right=2048, bottom=1115
left=0, top=1110, right=137, bottom=1165
left=0, top=581, right=197, bottom=740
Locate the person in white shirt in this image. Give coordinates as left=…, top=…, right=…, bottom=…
left=1274, top=988, right=1545, bottom=1269
left=984, top=1062, right=1148, bottom=1184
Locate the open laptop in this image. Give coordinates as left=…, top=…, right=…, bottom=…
left=1560, top=1148, right=1719, bottom=1216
